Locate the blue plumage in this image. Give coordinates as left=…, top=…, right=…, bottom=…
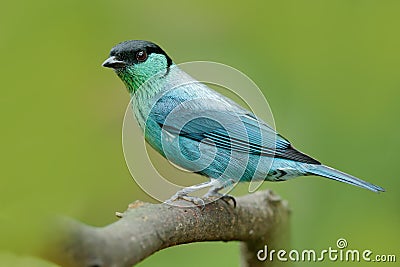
left=103, top=40, right=384, bottom=204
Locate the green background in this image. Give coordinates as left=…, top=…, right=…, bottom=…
left=1, top=0, right=399, bottom=266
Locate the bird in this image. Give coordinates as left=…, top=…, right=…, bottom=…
left=102, top=40, right=384, bottom=205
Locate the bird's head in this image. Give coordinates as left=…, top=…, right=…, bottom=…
left=102, top=40, right=172, bottom=94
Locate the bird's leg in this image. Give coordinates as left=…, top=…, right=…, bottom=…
left=164, top=180, right=217, bottom=207
left=203, top=179, right=237, bottom=207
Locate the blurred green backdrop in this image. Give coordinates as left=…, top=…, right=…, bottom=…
left=1, top=0, right=399, bottom=266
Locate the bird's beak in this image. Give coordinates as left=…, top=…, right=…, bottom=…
left=102, top=56, right=126, bottom=69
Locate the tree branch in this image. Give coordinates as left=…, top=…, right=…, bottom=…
left=42, top=190, right=290, bottom=267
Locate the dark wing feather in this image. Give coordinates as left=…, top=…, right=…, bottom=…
left=153, top=107, right=320, bottom=164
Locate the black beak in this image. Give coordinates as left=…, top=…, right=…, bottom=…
left=102, top=56, right=126, bottom=69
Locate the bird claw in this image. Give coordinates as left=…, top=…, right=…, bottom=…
left=164, top=193, right=206, bottom=209
left=164, top=193, right=180, bottom=204
left=203, top=192, right=236, bottom=208
left=221, top=195, right=237, bottom=208
left=181, top=195, right=206, bottom=209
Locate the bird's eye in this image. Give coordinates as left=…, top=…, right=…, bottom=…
left=135, top=50, right=148, bottom=62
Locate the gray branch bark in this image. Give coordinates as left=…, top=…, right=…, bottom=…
left=42, top=190, right=290, bottom=267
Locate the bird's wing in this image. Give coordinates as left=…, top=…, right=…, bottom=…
left=149, top=95, right=320, bottom=164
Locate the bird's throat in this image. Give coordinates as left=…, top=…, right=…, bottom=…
left=116, top=70, right=142, bottom=94
left=116, top=68, right=168, bottom=96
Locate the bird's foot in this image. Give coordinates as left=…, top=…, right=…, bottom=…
left=164, top=192, right=205, bottom=209
left=203, top=191, right=236, bottom=208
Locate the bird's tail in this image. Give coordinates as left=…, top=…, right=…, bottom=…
left=307, top=165, right=385, bottom=192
